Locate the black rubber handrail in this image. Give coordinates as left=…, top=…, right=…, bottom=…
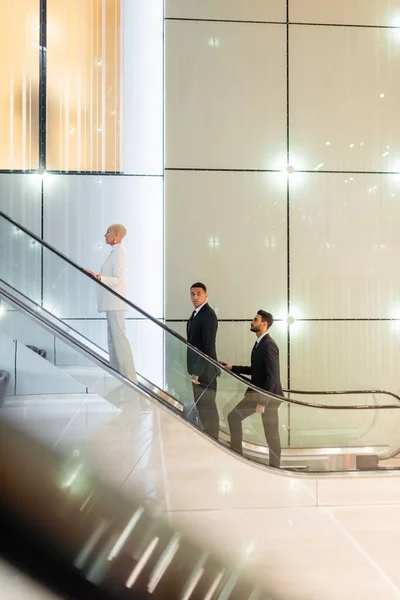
left=1, top=210, right=400, bottom=409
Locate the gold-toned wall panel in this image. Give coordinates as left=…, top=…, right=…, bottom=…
left=47, top=0, right=120, bottom=172
left=0, top=0, right=39, bottom=170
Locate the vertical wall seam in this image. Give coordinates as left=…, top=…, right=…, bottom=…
left=286, top=0, right=291, bottom=444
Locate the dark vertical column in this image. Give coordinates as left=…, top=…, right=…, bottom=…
left=286, top=0, right=291, bottom=445
left=39, top=0, right=47, bottom=305
left=39, top=0, right=47, bottom=174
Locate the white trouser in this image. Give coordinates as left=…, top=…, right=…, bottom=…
left=106, top=311, right=137, bottom=382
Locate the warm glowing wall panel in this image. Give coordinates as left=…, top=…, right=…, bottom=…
left=47, top=0, right=121, bottom=172
left=0, top=0, right=39, bottom=170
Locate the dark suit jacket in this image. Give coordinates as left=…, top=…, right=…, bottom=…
left=232, top=333, right=283, bottom=403
left=186, top=303, right=218, bottom=384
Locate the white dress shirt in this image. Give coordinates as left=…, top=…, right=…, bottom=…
left=193, top=301, right=207, bottom=317
left=255, top=332, right=268, bottom=345
left=97, top=243, right=128, bottom=312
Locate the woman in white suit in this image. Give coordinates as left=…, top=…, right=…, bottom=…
left=86, top=224, right=137, bottom=382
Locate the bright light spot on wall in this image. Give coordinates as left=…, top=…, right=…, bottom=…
left=314, top=162, right=324, bottom=171
left=273, top=168, right=298, bottom=188
left=208, top=37, right=220, bottom=47
left=30, top=168, right=50, bottom=182
left=208, top=236, right=220, bottom=249
left=275, top=307, right=303, bottom=334
left=264, top=236, right=277, bottom=250
left=273, top=150, right=307, bottom=171
left=349, top=143, right=355, bottom=148
left=325, top=141, right=331, bottom=146
left=380, top=93, right=385, bottom=98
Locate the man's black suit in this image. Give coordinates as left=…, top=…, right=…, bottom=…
left=228, top=333, right=283, bottom=467
left=187, top=303, right=219, bottom=439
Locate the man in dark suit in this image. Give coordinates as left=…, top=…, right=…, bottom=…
left=187, top=282, right=219, bottom=440
left=221, top=310, right=283, bottom=467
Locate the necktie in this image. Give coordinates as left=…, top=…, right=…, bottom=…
left=188, top=310, right=196, bottom=332
left=251, top=341, right=258, bottom=354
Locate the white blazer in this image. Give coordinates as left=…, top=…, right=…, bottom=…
left=97, top=244, right=128, bottom=312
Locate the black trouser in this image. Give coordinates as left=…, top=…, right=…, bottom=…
left=227, top=394, right=281, bottom=467
left=192, top=380, right=219, bottom=440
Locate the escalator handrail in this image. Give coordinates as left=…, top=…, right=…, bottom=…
left=3, top=275, right=400, bottom=416
left=283, top=387, right=400, bottom=403
left=1, top=210, right=400, bottom=409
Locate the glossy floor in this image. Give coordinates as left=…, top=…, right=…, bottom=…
left=2, top=387, right=400, bottom=600
left=0, top=561, right=59, bottom=600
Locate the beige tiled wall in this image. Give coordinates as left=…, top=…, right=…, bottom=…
left=164, top=0, right=400, bottom=394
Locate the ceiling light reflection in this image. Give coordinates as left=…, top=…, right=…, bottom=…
left=219, top=478, right=232, bottom=493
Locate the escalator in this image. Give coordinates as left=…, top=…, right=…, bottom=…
left=1, top=209, right=400, bottom=475
left=1, top=422, right=269, bottom=600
